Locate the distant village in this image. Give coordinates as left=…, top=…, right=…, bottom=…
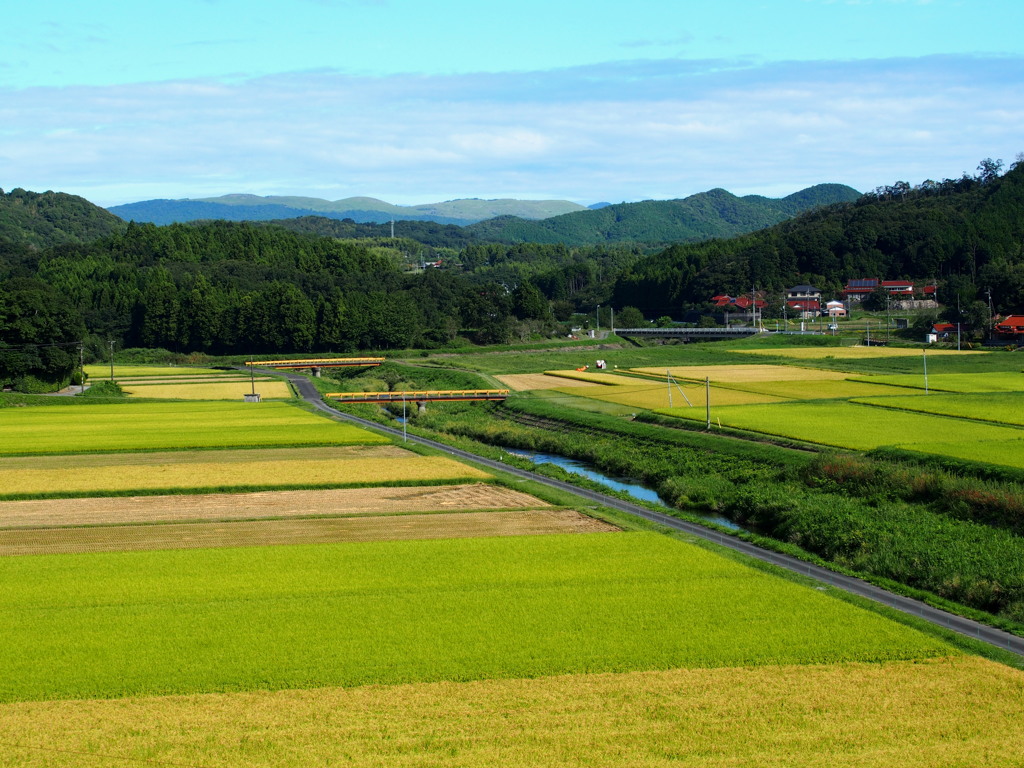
left=709, top=279, right=1024, bottom=343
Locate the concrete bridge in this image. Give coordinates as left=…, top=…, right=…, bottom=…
left=613, top=326, right=766, bottom=341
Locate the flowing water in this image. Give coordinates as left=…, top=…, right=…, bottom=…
left=508, top=449, right=739, bottom=530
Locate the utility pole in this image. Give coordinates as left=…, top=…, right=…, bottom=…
left=957, top=295, right=962, bottom=351
left=78, top=343, right=85, bottom=394
left=923, top=349, right=929, bottom=394
left=108, top=340, right=115, bottom=382
left=596, top=305, right=600, bottom=332
left=987, top=287, right=994, bottom=340
left=249, top=354, right=256, bottom=396
left=705, top=376, right=711, bottom=429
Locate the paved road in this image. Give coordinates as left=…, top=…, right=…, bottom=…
left=279, top=370, right=1024, bottom=658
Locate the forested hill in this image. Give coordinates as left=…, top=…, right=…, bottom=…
left=0, top=188, right=125, bottom=248
left=613, top=160, right=1024, bottom=320
left=464, top=184, right=862, bottom=245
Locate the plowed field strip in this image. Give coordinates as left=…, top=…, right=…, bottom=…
left=0, top=484, right=549, bottom=528
left=0, top=445, right=407, bottom=471
left=0, top=511, right=615, bottom=555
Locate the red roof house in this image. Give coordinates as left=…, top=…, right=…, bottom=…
left=881, top=280, right=915, bottom=295
left=994, top=315, right=1024, bottom=338
left=786, top=299, right=820, bottom=318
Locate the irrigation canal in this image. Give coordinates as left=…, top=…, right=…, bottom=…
left=275, top=369, right=1024, bottom=659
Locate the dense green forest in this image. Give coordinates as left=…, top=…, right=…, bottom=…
left=0, top=188, right=125, bottom=248
left=614, top=159, right=1024, bottom=320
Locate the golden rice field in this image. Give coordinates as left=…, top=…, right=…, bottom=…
left=544, top=369, right=646, bottom=385
left=496, top=373, right=601, bottom=391
left=122, top=380, right=294, bottom=400
left=0, top=510, right=613, bottom=556
left=0, top=401, right=388, bottom=454
left=0, top=483, right=543, bottom=529
left=0, top=446, right=490, bottom=497
left=722, top=378, right=909, bottom=400
left=632, top=364, right=852, bottom=383
left=734, top=345, right=983, bottom=359
left=556, top=384, right=784, bottom=410
left=85, top=365, right=231, bottom=378
left=113, top=375, right=275, bottom=384
left=1, top=655, right=1020, bottom=768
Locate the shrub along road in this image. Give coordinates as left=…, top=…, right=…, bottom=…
left=276, top=369, right=1024, bottom=659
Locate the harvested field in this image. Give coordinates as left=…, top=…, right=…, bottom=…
left=632, top=364, right=853, bottom=383
left=2, top=657, right=1019, bottom=768
left=122, top=380, right=294, bottom=400
left=496, top=373, right=600, bottom=391
left=0, top=510, right=613, bottom=555
left=0, top=484, right=548, bottom=528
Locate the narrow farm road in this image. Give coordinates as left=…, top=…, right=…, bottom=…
left=276, top=369, right=1024, bottom=659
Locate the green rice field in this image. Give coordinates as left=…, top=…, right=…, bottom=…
left=851, top=372, right=1024, bottom=393
left=0, top=401, right=387, bottom=454
left=0, top=532, right=953, bottom=703
left=855, top=392, right=1024, bottom=426
left=895, top=440, right=1024, bottom=469
left=660, top=400, right=1024, bottom=453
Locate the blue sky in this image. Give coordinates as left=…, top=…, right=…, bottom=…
left=3, top=0, right=1022, bottom=206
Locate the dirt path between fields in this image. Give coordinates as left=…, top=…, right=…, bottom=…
left=0, top=510, right=617, bottom=555
left=0, top=484, right=548, bottom=529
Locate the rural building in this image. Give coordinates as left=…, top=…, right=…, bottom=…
left=930, top=322, right=962, bottom=340
left=786, top=284, right=822, bottom=301
left=994, top=315, right=1024, bottom=341
left=709, top=293, right=767, bottom=324
left=881, top=280, right=915, bottom=296
left=842, top=278, right=879, bottom=301
left=825, top=300, right=847, bottom=317
left=786, top=299, right=821, bottom=318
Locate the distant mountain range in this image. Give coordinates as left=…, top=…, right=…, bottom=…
left=107, top=195, right=589, bottom=226
left=105, top=185, right=861, bottom=245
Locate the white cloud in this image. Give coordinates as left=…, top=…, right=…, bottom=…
left=1, top=55, right=1020, bottom=206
